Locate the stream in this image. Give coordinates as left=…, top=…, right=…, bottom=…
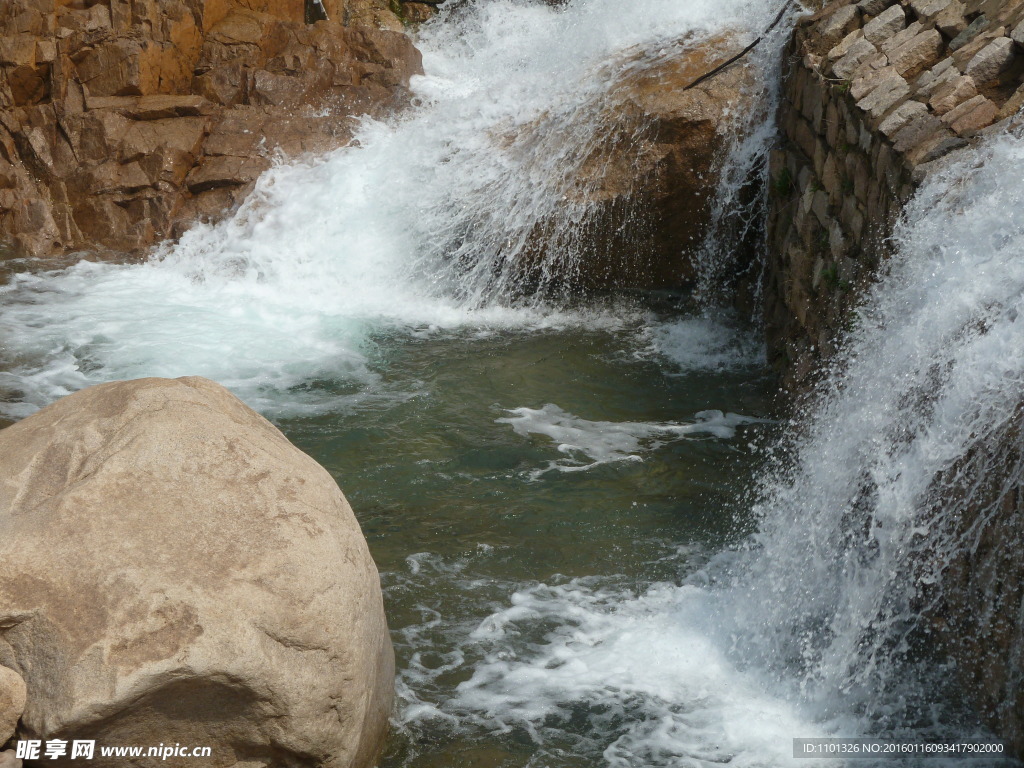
left=1, top=0, right=1023, bottom=765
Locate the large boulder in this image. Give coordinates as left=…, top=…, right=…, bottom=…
left=0, top=377, right=394, bottom=768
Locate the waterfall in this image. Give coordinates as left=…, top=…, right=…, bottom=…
left=728, top=127, right=1024, bottom=736
left=0, top=0, right=780, bottom=419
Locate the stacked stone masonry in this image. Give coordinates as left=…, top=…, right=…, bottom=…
left=764, top=0, right=1024, bottom=391
left=0, top=0, right=423, bottom=258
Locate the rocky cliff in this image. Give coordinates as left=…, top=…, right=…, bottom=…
left=0, top=0, right=422, bottom=258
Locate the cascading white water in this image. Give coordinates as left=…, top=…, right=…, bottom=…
left=0, top=0, right=781, bottom=419
left=726, top=128, right=1024, bottom=734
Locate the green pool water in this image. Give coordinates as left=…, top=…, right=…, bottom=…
left=273, top=314, right=775, bottom=767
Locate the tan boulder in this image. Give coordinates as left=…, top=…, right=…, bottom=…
left=0, top=377, right=394, bottom=768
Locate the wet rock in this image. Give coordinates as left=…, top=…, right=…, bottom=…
left=0, top=377, right=394, bottom=768
left=539, top=36, right=758, bottom=292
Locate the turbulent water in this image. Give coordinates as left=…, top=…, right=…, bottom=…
left=1, top=0, right=1022, bottom=765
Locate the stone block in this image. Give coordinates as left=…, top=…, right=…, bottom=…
left=930, top=74, right=977, bottom=113
left=841, top=196, right=865, bottom=239
left=1013, top=19, right=1024, bottom=45
left=859, top=0, right=897, bottom=15
left=998, top=83, right=1024, bottom=119
left=887, top=28, right=945, bottom=76
left=856, top=71, right=910, bottom=118
left=892, top=109, right=945, bottom=152
left=852, top=64, right=899, bottom=100
left=793, top=115, right=820, bottom=161
left=864, top=5, right=906, bottom=45
left=963, top=36, right=1015, bottom=82
left=879, top=99, right=929, bottom=135
left=822, top=151, right=841, bottom=205
left=908, top=133, right=968, bottom=164
left=914, top=58, right=961, bottom=98
left=826, top=99, right=842, bottom=147
left=833, top=38, right=880, bottom=80
left=817, top=4, right=860, bottom=48
left=881, top=21, right=925, bottom=56
left=910, top=0, right=954, bottom=24
left=829, top=30, right=865, bottom=61
left=812, top=188, right=831, bottom=228
left=949, top=15, right=989, bottom=51
left=936, top=1, right=969, bottom=37
left=941, top=93, right=999, bottom=134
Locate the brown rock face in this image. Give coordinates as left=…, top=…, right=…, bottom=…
left=0, top=377, right=394, bottom=768
left=515, top=37, right=756, bottom=294
left=0, top=0, right=422, bottom=258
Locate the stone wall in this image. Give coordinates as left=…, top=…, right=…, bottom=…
left=764, top=0, right=1024, bottom=392
left=0, top=0, right=422, bottom=258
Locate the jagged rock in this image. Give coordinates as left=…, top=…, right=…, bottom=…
left=0, top=0, right=422, bottom=258
left=0, top=377, right=394, bottom=768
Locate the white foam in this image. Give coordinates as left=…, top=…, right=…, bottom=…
left=400, top=578, right=837, bottom=767
left=392, top=132, right=1024, bottom=766
left=723, top=130, right=1024, bottom=732
left=498, top=403, right=765, bottom=474
left=644, top=314, right=765, bottom=372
